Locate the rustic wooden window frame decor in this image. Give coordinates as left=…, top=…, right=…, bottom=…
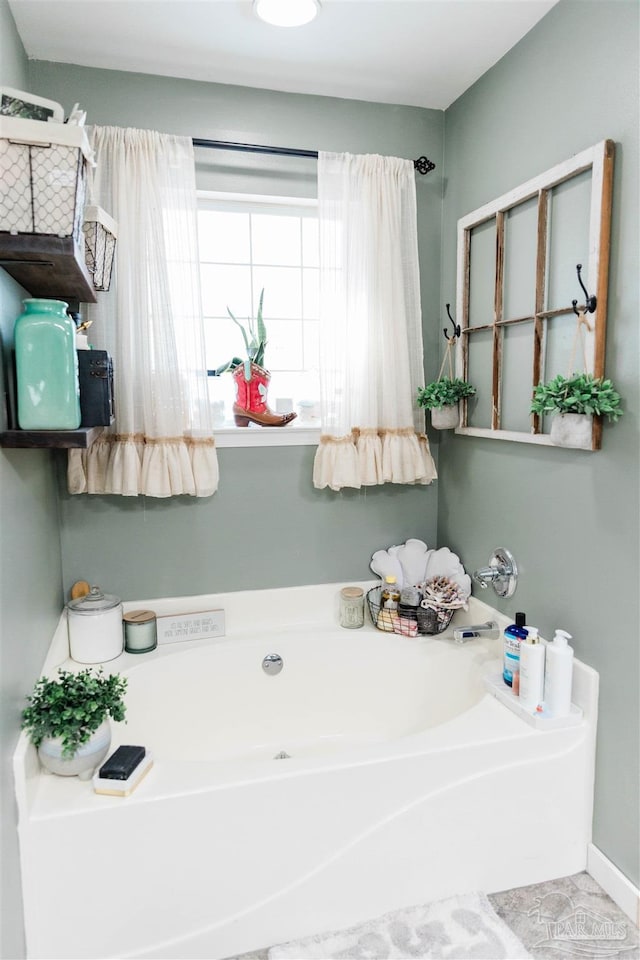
left=455, top=139, right=615, bottom=450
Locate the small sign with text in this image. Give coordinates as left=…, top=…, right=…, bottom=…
left=156, top=609, right=225, bottom=645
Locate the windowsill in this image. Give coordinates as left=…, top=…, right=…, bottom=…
left=213, top=422, right=321, bottom=447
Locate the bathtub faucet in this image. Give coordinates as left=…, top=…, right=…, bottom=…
left=452, top=621, right=500, bottom=643
left=472, top=547, right=518, bottom=599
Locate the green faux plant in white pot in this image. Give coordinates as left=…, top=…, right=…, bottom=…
left=417, top=377, right=476, bottom=429
left=21, top=668, right=127, bottom=779
left=531, top=372, right=623, bottom=448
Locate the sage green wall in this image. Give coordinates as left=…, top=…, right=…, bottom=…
left=439, top=0, right=639, bottom=887
left=29, top=60, right=444, bottom=602
left=0, top=5, right=65, bottom=959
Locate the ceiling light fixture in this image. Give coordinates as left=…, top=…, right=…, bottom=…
left=253, top=0, right=320, bottom=28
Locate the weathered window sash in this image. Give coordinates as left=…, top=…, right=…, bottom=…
left=455, top=139, right=615, bottom=450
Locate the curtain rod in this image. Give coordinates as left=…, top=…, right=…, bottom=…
left=192, top=138, right=436, bottom=175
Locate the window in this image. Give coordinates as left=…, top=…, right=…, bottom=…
left=197, top=192, right=320, bottom=441
left=455, top=139, right=614, bottom=450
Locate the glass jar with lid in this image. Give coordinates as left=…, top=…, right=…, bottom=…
left=339, top=587, right=365, bottom=629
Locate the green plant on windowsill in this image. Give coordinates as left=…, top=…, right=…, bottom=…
left=214, top=287, right=267, bottom=377
left=21, top=667, right=127, bottom=758
left=416, top=377, right=476, bottom=410
left=530, top=373, right=623, bottom=422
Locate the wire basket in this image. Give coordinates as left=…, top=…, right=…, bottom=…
left=366, top=586, right=455, bottom=637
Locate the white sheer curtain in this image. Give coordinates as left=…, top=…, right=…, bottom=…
left=68, top=126, right=218, bottom=497
left=313, top=152, right=437, bottom=491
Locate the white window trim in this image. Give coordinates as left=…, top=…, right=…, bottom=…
left=214, top=425, right=321, bottom=448
left=199, top=190, right=320, bottom=449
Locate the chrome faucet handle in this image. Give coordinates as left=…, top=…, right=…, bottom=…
left=473, top=548, right=518, bottom=599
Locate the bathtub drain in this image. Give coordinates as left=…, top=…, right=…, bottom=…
left=274, top=751, right=291, bottom=760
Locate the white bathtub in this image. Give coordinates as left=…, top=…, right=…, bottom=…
left=14, top=584, right=599, bottom=960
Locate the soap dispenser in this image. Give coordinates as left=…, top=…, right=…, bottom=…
left=519, top=626, right=545, bottom=712
left=544, top=629, right=574, bottom=717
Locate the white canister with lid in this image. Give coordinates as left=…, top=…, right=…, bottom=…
left=67, top=585, right=124, bottom=664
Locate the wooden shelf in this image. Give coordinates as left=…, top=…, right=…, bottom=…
left=0, top=426, right=105, bottom=449
left=0, top=233, right=97, bottom=303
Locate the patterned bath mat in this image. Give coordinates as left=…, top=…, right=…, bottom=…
left=267, top=891, right=532, bottom=959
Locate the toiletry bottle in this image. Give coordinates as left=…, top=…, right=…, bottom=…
left=503, top=611, right=527, bottom=690
left=381, top=576, right=400, bottom=610
left=519, top=626, right=545, bottom=712
left=544, top=629, right=574, bottom=717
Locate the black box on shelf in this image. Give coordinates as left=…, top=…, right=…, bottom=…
left=77, top=350, right=114, bottom=427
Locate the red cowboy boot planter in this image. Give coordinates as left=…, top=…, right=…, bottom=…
left=232, top=362, right=297, bottom=427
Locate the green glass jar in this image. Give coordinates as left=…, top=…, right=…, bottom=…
left=14, top=298, right=81, bottom=430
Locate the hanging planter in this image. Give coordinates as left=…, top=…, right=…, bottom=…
left=531, top=372, right=623, bottom=449
left=417, top=378, right=475, bottom=430
left=430, top=402, right=461, bottom=430
left=549, top=412, right=593, bottom=449
left=417, top=308, right=475, bottom=430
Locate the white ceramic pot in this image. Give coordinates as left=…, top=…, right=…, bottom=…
left=550, top=412, right=593, bottom=449
left=38, top=719, right=111, bottom=780
left=431, top=403, right=460, bottom=430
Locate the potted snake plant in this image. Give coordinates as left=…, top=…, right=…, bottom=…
left=417, top=377, right=476, bottom=429
left=214, top=288, right=296, bottom=428
left=531, top=372, right=623, bottom=448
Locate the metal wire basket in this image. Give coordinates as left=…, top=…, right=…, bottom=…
left=366, top=586, right=455, bottom=636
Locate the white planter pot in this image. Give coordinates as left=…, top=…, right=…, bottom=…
left=37, top=719, right=111, bottom=780
left=431, top=404, right=460, bottom=430
left=550, top=412, right=593, bottom=449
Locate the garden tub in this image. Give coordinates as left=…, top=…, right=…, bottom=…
left=14, top=584, right=598, bottom=959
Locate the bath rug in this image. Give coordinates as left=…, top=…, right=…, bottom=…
left=267, top=891, right=532, bottom=959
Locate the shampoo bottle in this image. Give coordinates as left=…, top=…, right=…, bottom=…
left=519, top=626, right=545, bottom=712
left=544, top=629, right=574, bottom=717
left=503, top=611, right=527, bottom=690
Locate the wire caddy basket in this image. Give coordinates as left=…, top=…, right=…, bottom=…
left=367, top=586, right=456, bottom=637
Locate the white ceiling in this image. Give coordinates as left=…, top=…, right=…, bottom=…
left=9, top=0, right=559, bottom=111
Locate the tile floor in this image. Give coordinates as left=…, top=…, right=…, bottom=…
left=229, top=872, right=639, bottom=960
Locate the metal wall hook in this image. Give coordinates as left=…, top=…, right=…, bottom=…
left=443, top=303, right=461, bottom=342
left=572, top=263, right=597, bottom=315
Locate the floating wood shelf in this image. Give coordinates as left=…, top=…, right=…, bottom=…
left=0, top=233, right=97, bottom=303
left=0, top=426, right=105, bottom=449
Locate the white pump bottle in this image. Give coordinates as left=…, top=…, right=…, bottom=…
left=544, top=629, right=574, bottom=717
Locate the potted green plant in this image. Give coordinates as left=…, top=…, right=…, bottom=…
left=531, top=372, right=623, bottom=448
left=21, top=667, right=127, bottom=779
left=213, top=288, right=295, bottom=428
left=417, top=377, right=476, bottom=429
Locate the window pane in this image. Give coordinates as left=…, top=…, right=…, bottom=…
left=303, top=319, right=320, bottom=371
left=253, top=267, right=302, bottom=319
left=201, top=264, right=252, bottom=317
left=302, top=218, right=319, bottom=267
left=547, top=170, right=592, bottom=311
left=264, top=319, right=303, bottom=370
left=503, top=197, right=537, bottom=319
left=198, top=210, right=250, bottom=263
left=303, top=268, right=319, bottom=318
left=468, top=219, right=495, bottom=327
left=466, top=329, right=494, bottom=428
left=251, top=214, right=301, bottom=266
left=501, top=322, right=534, bottom=433
left=204, top=318, right=247, bottom=371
